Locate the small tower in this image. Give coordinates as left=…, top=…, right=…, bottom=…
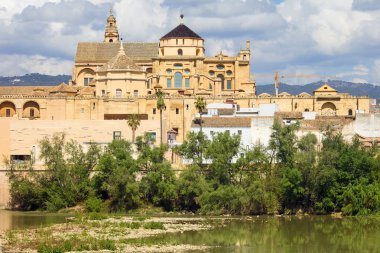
left=104, top=9, right=119, bottom=43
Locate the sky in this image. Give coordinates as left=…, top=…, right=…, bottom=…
left=0, top=0, right=380, bottom=85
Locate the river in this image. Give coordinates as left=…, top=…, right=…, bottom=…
left=1, top=211, right=379, bottom=253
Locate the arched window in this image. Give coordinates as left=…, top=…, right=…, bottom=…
left=178, top=49, right=183, bottom=56
left=109, top=39, right=113, bottom=43
left=174, top=72, right=182, bottom=88
left=348, top=109, right=353, bottom=116
left=116, top=89, right=122, bottom=97
left=217, top=74, right=224, bottom=90
left=110, top=23, right=113, bottom=27
left=305, top=108, right=309, bottom=112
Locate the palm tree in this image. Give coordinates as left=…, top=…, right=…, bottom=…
left=127, top=114, right=140, bottom=143
left=194, top=96, right=207, bottom=133
left=156, top=90, right=165, bottom=145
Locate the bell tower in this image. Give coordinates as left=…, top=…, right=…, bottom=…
left=104, top=9, right=119, bottom=43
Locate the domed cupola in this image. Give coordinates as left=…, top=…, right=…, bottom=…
left=159, top=15, right=204, bottom=57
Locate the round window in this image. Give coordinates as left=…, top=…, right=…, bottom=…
left=166, top=69, right=172, bottom=74
left=209, top=70, right=215, bottom=76
left=216, top=65, right=225, bottom=70
left=184, top=69, right=190, bottom=74
left=226, top=70, right=233, bottom=76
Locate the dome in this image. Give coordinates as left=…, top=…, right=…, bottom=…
left=161, top=24, right=202, bottom=40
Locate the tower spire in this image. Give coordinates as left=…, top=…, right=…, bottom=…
left=104, top=10, right=119, bottom=43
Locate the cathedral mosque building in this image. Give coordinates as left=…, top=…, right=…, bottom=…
left=0, top=12, right=371, bottom=145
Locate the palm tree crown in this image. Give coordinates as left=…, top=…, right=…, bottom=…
left=127, top=114, right=140, bottom=143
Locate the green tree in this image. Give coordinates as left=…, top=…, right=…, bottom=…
left=9, top=133, right=100, bottom=211
left=269, top=119, right=300, bottom=167
left=92, top=139, right=140, bottom=211
left=205, top=131, right=241, bottom=186
left=127, top=114, right=140, bottom=143
left=174, top=131, right=210, bottom=167
left=176, top=165, right=209, bottom=211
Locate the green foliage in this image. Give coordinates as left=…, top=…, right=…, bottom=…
left=9, top=133, right=100, bottom=211
left=8, top=120, right=380, bottom=216
left=85, top=196, right=103, bottom=213
left=205, top=131, right=241, bottom=185
left=92, top=139, right=140, bottom=211
left=176, top=166, right=209, bottom=211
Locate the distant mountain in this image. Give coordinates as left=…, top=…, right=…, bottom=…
left=257, top=80, right=380, bottom=102
left=0, top=74, right=378, bottom=102
left=0, top=73, right=71, bottom=86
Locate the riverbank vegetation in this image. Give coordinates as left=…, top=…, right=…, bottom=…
left=7, top=120, right=380, bottom=216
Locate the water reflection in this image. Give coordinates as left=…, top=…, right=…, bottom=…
left=0, top=210, right=70, bottom=232
left=144, top=216, right=380, bottom=253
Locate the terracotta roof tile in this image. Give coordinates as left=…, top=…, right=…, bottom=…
left=75, top=42, right=158, bottom=63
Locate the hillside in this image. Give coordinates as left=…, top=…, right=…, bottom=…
left=0, top=73, right=71, bottom=86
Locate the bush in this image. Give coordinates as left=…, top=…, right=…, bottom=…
left=85, top=196, right=103, bottom=213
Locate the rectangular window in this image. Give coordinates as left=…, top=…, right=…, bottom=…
left=167, top=78, right=172, bottom=88
left=84, top=78, right=93, bottom=86
left=134, top=90, right=138, bottom=97
left=153, top=108, right=157, bottom=114
left=6, top=109, right=10, bottom=117
left=185, top=78, right=190, bottom=89
left=10, top=155, right=31, bottom=163
left=176, top=108, right=179, bottom=114
left=238, top=130, right=242, bottom=135
left=209, top=83, right=212, bottom=90
left=113, top=131, right=121, bottom=140
left=227, top=80, right=232, bottom=90
left=116, top=89, right=122, bottom=97
left=101, top=90, right=106, bottom=96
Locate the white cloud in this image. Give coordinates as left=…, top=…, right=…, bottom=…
left=0, top=0, right=380, bottom=86
left=115, top=0, right=169, bottom=41
left=0, top=54, right=72, bottom=76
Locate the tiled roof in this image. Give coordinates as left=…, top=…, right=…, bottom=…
left=0, top=86, right=53, bottom=96
left=49, top=83, right=77, bottom=94
left=75, top=42, right=158, bottom=63
left=161, top=24, right=202, bottom=40
left=218, top=108, right=235, bottom=115
left=191, top=116, right=252, bottom=128
left=98, top=47, right=143, bottom=72
left=77, top=86, right=95, bottom=96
